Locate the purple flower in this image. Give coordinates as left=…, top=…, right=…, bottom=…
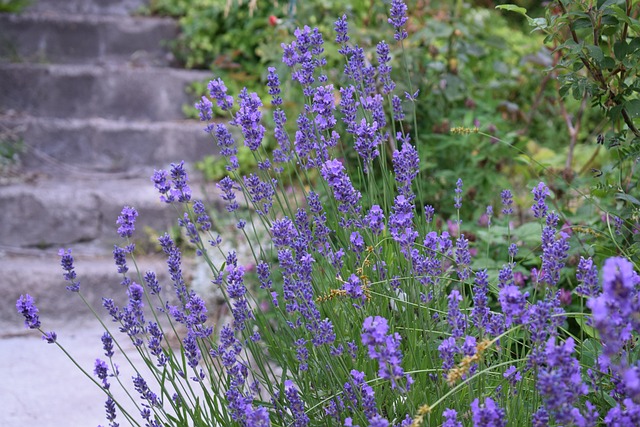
left=470, top=397, right=506, bottom=427
left=424, top=205, right=435, bottom=224
left=455, top=234, right=471, bottom=281
left=116, top=206, right=138, bottom=238
left=499, top=285, right=529, bottom=327
left=143, top=271, right=161, bottom=295
left=16, top=294, right=41, bottom=329
left=472, top=269, right=491, bottom=332
left=213, top=124, right=239, bottom=171
left=376, top=41, right=395, bottom=94
left=575, top=257, right=600, bottom=297
left=59, top=248, right=80, bottom=292
left=447, top=289, right=466, bottom=338
left=321, top=159, right=362, bottom=218
left=354, top=118, right=382, bottom=168
left=339, top=85, right=358, bottom=133
left=94, top=358, right=111, bottom=389
left=101, top=332, right=114, bottom=358
left=389, top=194, right=418, bottom=252
left=443, top=409, right=463, bottom=427
left=343, top=274, right=366, bottom=306
left=267, top=66, right=282, bottom=106
left=503, top=366, right=522, bottom=386
left=133, top=373, right=159, bottom=406
left=388, top=0, right=409, bottom=41
left=540, top=231, right=570, bottom=287
left=501, top=189, right=513, bottom=216
left=532, top=182, right=550, bottom=220
left=365, top=205, right=385, bottom=235
left=312, top=84, right=337, bottom=132
left=233, top=88, right=265, bottom=151
left=195, top=95, right=213, bottom=122
left=334, top=14, right=350, bottom=47
left=217, top=176, right=240, bottom=212
left=588, top=257, right=639, bottom=372
left=392, top=140, right=419, bottom=199
left=244, top=174, right=275, bottom=216
left=392, top=95, right=405, bottom=121
left=361, top=316, right=413, bottom=391
left=285, top=380, right=310, bottom=427
left=438, top=337, right=459, bottom=373
left=454, top=178, right=463, bottom=210
left=207, top=77, right=234, bottom=111
left=537, top=337, right=588, bottom=424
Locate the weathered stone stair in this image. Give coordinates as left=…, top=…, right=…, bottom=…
left=0, top=0, right=218, bottom=327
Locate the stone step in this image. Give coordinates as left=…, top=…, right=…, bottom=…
left=0, top=114, right=216, bottom=174
left=25, top=0, right=149, bottom=16
left=0, top=174, right=222, bottom=249
left=0, top=249, right=170, bottom=328
left=0, top=13, right=178, bottom=66
left=0, top=63, right=211, bottom=121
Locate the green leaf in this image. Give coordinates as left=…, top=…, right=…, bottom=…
left=495, top=4, right=527, bottom=15
left=623, top=99, right=640, bottom=118
left=585, top=44, right=605, bottom=64
left=614, top=40, right=629, bottom=61
left=616, top=192, right=640, bottom=206
left=576, top=316, right=600, bottom=339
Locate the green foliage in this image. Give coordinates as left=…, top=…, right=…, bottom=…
left=0, top=0, right=32, bottom=13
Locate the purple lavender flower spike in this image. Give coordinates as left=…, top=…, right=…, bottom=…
left=169, top=161, right=191, bottom=203
left=116, top=206, right=138, bottom=238
left=438, top=337, right=459, bottom=373
left=454, top=178, right=463, bottom=210
left=501, top=189, right=513, bottom=216
left=471, top=397, right=506, bottom=427
left=59, top=248, right=80, bottom=292
left=151, top=168, right=173, bottom=203
left=233, top=88, right=265, bottom=151
left=361, top=316, right=413, bottom=391
left=321, top=159, right=362, bottom=218
left=214, top=124, right=239, bottom=171
left=472, top=269, right=491, bottom=332
left=266, top=66, right=282, bottom=106
left=443, top=408, right=463, bottom=427
left=354, top=118, right=382, bottom=168
left=335, top=14, right=350, bottom=47
left=365, top=205, right=385, bottom=235
left=537, top=337, right=588, bottom=425
left=207, top=77, right=234, bottom=111
left=455, top=234, right=471, bottom=281
left=576, top=257, right=599, bottom=297
left=16, top=294, right=41, bottom=329
left=195, top=95, right=213, bottom=122
left=102, top=332, right=114, bottom=358
left=499, top=285, right=529, bottom=327
left=388, top=0, right=409, bottom=41
left=392, top=95, right=405, bottom=121
left=447, top=289, right=466, bottom=338
left=217, top=176, right=240, bottom=212
left=312, top=84, right=337, bottom=132
left=285, top=380, right=310, bottom=427
left=393, top=139, right=419, bottom=199
left=376, top=41, right=395, bottom=94
left=532, top=182, right=550, bottom=220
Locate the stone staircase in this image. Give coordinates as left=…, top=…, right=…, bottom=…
left=0, top=0, right=218, bottom=327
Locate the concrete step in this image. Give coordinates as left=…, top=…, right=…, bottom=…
left=0, top=13, right=178, bottom=66
left=0, top=63, right=211, bottom=121
left=25, top=0, right=149, bottom=16
left=0, top=114, right=216, bottom=173
left=0, top=249, right=170, bottom=328
left=0, top=174, right=212, bottom=248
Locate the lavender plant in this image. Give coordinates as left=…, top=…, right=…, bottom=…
left=17, top=1, right=640, bottom=426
